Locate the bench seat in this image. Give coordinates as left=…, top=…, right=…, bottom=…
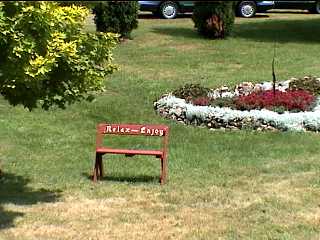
left=96, top=148, right=163, bottom=157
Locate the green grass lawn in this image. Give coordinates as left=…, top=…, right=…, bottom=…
left=1, top=12, right=320, bottom=239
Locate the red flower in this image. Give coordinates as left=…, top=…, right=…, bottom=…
left=192, top=97, right=210, bottom=106
left=235, top=90, right=315, bottom=112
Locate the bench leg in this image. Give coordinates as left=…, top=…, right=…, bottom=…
left=160, top=157, right=167, bottom=185
left=98, top=153, right=104, bottom=178
left=93, top=153, right=103, bottom=182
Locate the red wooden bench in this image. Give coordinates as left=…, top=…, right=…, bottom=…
left=93, top=123, right=169, bottom=185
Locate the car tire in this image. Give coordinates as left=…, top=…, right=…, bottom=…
left=310, top=1, right=320, bottom=14
left=237, top=1, right=257, bottom=18
left=159, top=1, right=179, bottom=19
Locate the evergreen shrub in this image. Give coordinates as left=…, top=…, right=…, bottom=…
left=93, top=1, right=139, bottom=38
left=192, top=1, right=236, bottom=39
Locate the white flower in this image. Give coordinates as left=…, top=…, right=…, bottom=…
left=154, top=95, right=320, bottom=132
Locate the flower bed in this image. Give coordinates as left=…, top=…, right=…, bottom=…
left=235, top=90, right=315, bottom=112
left=154, top=76, right=320, bottom=132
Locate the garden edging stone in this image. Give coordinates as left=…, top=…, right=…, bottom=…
left=154, top=77, right=320, bottom=132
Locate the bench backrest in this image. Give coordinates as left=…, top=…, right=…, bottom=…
left=96, top=123, right=169, bottom=154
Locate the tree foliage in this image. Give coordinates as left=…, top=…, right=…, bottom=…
left=93, top=1, right=139, bottom=38
left=192, top=1, right=237, bottom=39
left=0, top=2, right=119, bottom=110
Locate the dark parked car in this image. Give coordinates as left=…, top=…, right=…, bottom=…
left=138, top=1, right=275, bottom=19
left=273, top=1, right=320, bottom=13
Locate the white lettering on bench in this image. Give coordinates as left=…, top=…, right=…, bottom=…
left=105, top=125, right=112, bottom=133
left=104, top=125, right=164, bottom=136
left=140, top=127, right=164, bottom=136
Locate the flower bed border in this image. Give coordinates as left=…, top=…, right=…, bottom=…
left=154, top=79, right=320, bottom=132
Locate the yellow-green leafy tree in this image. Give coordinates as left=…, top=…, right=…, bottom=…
left=0, top=1, right=119, bottom=110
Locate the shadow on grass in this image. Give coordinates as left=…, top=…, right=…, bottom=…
left=103, top=174, right=159, bottom=183
left=248, top=14, right=270, bottom=18
left=152, top=26, right=199, bottom=39
left=82, top=172, right=159, bottom=184
left=0, top=172, right=61, bottom=230
left=234, top=18, right=320, bottom=44
left=152, top=18, right=320, bottom=44
left=0, top=205, right=23, bottom=229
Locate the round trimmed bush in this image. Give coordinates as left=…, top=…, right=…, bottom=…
left=93, top=1, right=139, bottom=39
left=192, top=1, right=237, bottom=39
